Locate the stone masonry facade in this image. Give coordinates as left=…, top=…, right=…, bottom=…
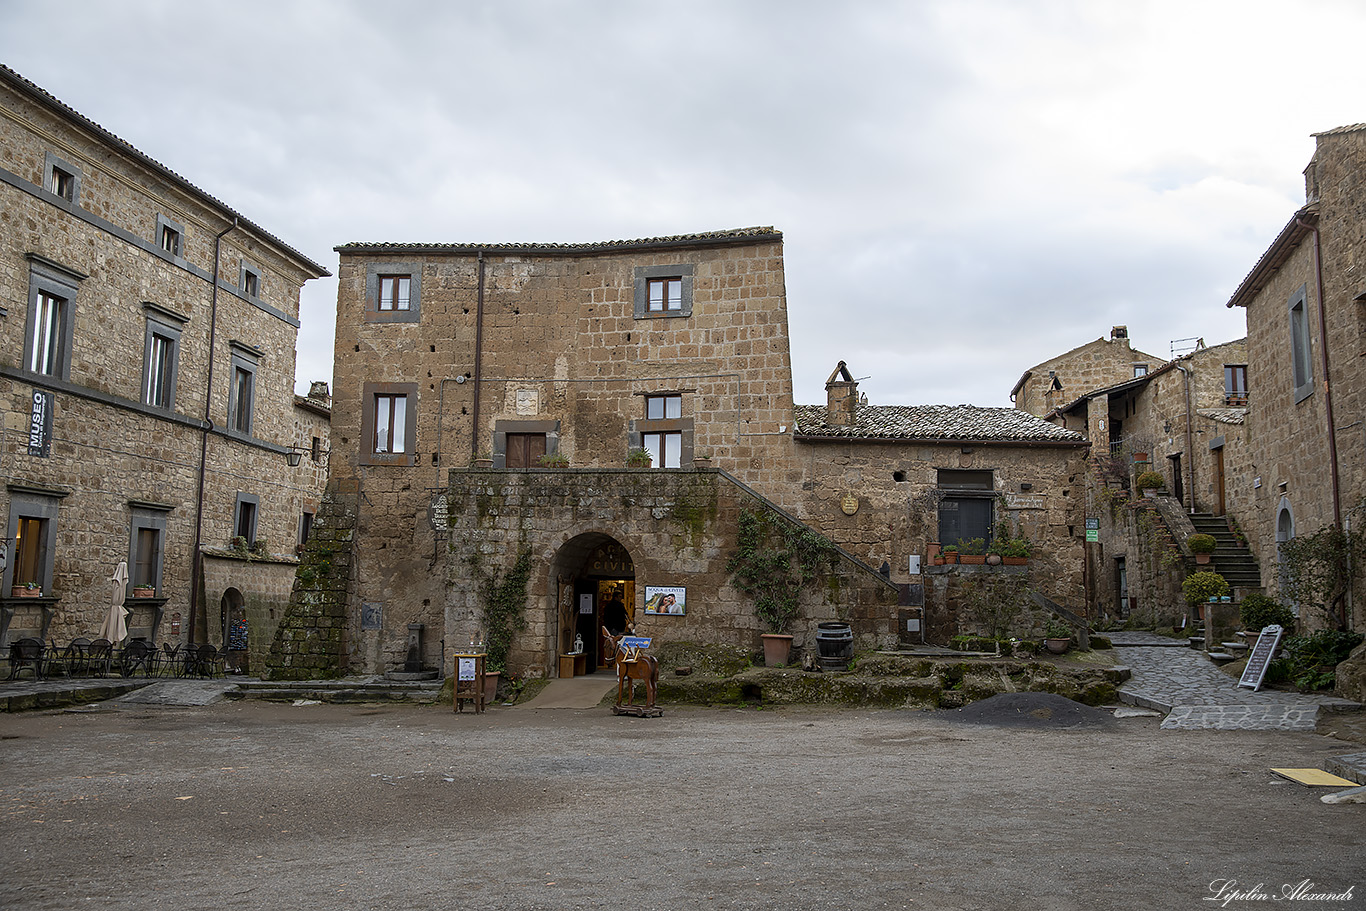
left=0, top=66, right=329, bottom=655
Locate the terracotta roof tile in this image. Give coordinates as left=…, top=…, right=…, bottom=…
left=335, top=227, right=781, bottom=255
left=794, top=403, right=1086, bottom=444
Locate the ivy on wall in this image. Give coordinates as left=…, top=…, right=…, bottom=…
left=1280, top=523, right=1366, bottom=630
left=726, top=504, right=837, bottom=634
left=481, top=549, right=532, bottom=672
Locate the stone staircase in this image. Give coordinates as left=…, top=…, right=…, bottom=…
left=1189, top=514, right=1261, bottom=590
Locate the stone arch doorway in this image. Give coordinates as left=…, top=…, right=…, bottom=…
left=548, top=533, right=635, bottom=676
left=220, top=587, right=247, bottom=674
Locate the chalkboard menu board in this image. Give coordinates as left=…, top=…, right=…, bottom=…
left=1237, top=624, right=1284, bottom=691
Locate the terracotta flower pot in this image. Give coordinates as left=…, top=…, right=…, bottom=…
left=1045, top=637, right=1071, bottom=655
left=1194, top=553, right=1211, bottom=565
left=760, top=633, right=793, bottom=667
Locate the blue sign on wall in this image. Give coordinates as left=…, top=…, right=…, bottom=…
left=27, top=390, right=52, bottom=457
left=621, top=636, right=652, bottom=650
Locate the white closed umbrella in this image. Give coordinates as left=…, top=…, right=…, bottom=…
left=99, top=561, right=129, bottom=644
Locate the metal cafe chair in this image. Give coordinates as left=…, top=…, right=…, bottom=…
left=120, top=639, right=157, bottom=677
left=6, top=638, right=45, bottom=680
left=159, top=642, right=181, bottom=677
left=87, top=639, right=114, bottom=677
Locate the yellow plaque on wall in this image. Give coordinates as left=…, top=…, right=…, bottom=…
left=841, top=495, right=859, bottom=516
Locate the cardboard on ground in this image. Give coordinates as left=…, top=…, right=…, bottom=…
left=1271, top=768, right=1358, bottom=787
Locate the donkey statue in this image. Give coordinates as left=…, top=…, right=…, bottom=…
left=602, top=627, right=659, bottom=709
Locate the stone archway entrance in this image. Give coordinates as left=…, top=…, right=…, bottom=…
left=548, top=534, right=635, bottom=677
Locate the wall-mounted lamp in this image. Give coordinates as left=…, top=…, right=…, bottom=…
left=286, top=449, right=302, bottom=467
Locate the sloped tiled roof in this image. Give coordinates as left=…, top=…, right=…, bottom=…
left=1197, top=408, right=1247, bottom=425
left=793, top=403, right=1087, bottom=444
left=335, top=226, right=781, bottom=256
left=0, top=64, right=329, bottom=277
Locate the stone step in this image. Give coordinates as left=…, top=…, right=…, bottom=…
left=229, top=680, right=444, bottom=704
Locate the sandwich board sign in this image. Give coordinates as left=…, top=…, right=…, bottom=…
left=1238, top=624, right=1284, bottom=692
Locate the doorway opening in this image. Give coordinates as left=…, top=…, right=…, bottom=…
left=549, top=534, right=635, bottom=676
left=220, top=587, right=247, bottom=673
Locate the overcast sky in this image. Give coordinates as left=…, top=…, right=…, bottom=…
left=3, top=0, right=1360, bottom=407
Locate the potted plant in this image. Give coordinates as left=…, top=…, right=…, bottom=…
left=940, top=544, right=959, bottom=564
left=229, top=535, right=248, bottom=554
left=1043, top=618, right=1072, bottom=654
left=1187, top=533, right=1217, bottom=565
left=1238, top=592, right=1295, bottom=644
left=537, top=451, right=569, bottom=468
left=1181, top=571, right=1229, bottom=622
left=131, top=584, right=156, bottom=598
left=626, top=447, right=653, bottom=468
left=11, top=581, right=41, bottom=598
left=693, top=452, right=713, bottom=469
left=249, top=536, right=269, bottom=557
left=958, top=538, right=987, bottom=565
left=1135, top=470, right=1166, bottom=497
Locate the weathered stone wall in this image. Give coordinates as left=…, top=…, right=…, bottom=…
left=440, top=468, right=899, bottom=678
left=0, top=75, right=327, bottom=646
left=1012, top=332, right=1161, bottom=417
left=201, top=552, right=299, bottom=673
left=791, top=437, right=1088, bottom=611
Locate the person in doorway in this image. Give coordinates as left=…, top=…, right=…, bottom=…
left=603, top=588, right=629, bottom=636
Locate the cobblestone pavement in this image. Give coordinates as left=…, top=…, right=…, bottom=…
left=1111, top=633, right=1361, bottom=732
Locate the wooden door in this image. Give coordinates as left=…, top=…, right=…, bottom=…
left=505, top=433, right=546, bottom=469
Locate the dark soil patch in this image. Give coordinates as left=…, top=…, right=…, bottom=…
left=939, top=691, right=1118, bottom=729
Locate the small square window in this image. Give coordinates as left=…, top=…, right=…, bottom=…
left=365, top=265, right=422, bottom=322
left=241, top=264, right=261, bottom=298
left=378, top=275, right=411, bottom=311
left=361, top=382, right=418, bottom=465
left=647, top=277, right=682, bottom=312
left=1224, top=365, right=1248, bottom=405
left=51, top=168, right=75, bottom=201
left=1133, top=363, right=1149, bottom=377
left=43, top=152, right=81, bottom=204
left=646, top=394, right=682, bottom=420
left=156, top=215, right=185, bottom=258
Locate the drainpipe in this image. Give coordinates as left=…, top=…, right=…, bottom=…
left=1177, top=363, right=1195, bottom=513
left=1299, top=215, right=1346, bottom=628
left=187, top=218, right=237, bottom=646
left=470, top=251, right=486, bottom=462
left=1298, top=215, right=1342, bottom=528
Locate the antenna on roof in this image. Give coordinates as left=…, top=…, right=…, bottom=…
left=1170, top=336, right=1201, bottom=357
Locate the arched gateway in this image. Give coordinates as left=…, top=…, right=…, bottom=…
left=548, top=533, right=634, bottom=676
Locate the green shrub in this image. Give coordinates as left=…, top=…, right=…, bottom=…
left=1186, top=533, right=1217, bottom=554
left=1181, top=571, right=1229, bottom=606
left=1135, top=470, right=1166, bottom=492
left=1238, top=593, right=1295, bottom=632
left=1277, top=629, right=1365, bottom=692
left=538, top=451, right=569, bottom=468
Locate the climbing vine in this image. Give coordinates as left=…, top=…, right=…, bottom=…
left=1279, top=523, right=1366, bottom=629
left=726, top=504, right=837, bottom=634
left=481, top=549, right=532, bottom=672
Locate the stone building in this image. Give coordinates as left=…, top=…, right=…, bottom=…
left=269, top=228, right=1090, bottom=681
left=1042, top=337, right=1256, bottom=626
left=0, top=65, right=329, bottom=668
left=1011, top=327, right=1162, bottom=418
left=1225, top=123, right=1366, bottom=644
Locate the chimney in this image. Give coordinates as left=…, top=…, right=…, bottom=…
left=825, top=361, right=858, bottom=426
left=1111, top=326, right=1128, bottom=340
left=307, top=381, right=332, bottom=408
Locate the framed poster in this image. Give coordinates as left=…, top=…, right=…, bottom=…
left=644, top=585, right=686, bottom=616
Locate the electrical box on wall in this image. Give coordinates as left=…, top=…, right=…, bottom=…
left=908, top=555, right=921, bottom=575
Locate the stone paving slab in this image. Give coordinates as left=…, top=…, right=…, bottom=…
left=116, top=679, right=248, bottom=706
left=1114, top=642, right=1362, bottom=731
left=1105, top=631, right=1193, bottom=647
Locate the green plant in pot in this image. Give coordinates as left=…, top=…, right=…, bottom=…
left=1187, top=533, right=1217, bottom=565
left=626, top=447, right=653, bottom=468
left=538, top=451, right=569, bottom=468
left=1135, top=470, right=1166, bottom=495
left=727, top=505, right=836, bottom=666
left=1043, top=618, right=1072, bottom=654
left=1182, top=571, right=1229, bottom=607
left=1238, top=592, right=1295, bottom=636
